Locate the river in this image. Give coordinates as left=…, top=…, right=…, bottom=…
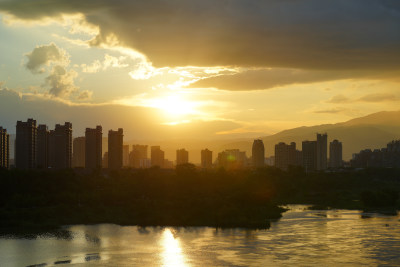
left=1, top=205, right=400, bottom=266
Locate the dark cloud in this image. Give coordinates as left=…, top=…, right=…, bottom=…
left=313, top=108, right=346, bottom=114
left=188, top=69, right=369, bottom=91
left=1, top=0, right=400, bottom=70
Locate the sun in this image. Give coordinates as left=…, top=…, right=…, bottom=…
left=147, top=94, right=198, bottom=117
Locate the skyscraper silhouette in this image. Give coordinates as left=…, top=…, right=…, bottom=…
left=37, top=124, right=49, bottom=169
left=130, top=145, right=148, bottom=168
left=201, top=149, right=213, bottom=169
left=52, top=122, right=72, bottom=169
left=302, top=140, right=317, bottom=172
left=85, top=126, right=102, bottom=170
left=16, top=119, right=37, bottom=169
left=329, top=139, right=342, bottom=168
left=317, top=133, right=327, bottom=171
left=176, top=148, right=189, bottom=165
left=252, top=139, right=265, bottom=168
left=108, top=128, right=123, bottom=170
left=0, top=127, right=9, bottom=169
left=275, top=142, right=297, bottom=171
left=151, top=146, right=164, bottom=168
left=73, top=136, right=85, bottom=168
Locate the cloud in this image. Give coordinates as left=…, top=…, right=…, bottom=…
left=77, top=90, right=93, bottom=100
left=313, top=108, right=346, bottom=114
left=326, top=94, right=350, bottom=104
left=188, top=68, right=369, bottom=91
left=1, top=0, right=400, bottom=71
left=45, top=65, right=78, bottom=97
left=358, top=93, right=399, bottom=102
left=81, top=54, right=128, bottom=73
left=25, top=43, right=69, bottom=73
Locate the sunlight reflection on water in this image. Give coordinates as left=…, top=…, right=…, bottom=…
left=1, top=205, right=400, bottom=266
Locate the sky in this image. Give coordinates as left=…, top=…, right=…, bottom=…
left=0, top=0, right=400, bottom=141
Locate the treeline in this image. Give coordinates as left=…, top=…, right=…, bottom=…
left=0, top=165, right=400, bottom=232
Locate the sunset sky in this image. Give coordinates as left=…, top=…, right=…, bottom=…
left=0, top=0, right=400, bottom=141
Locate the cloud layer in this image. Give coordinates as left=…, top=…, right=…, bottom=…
left=1, top=0, right=400, bottom=71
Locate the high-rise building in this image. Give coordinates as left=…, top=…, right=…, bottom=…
left=252, top=139, right=265, bottom=168
left=16, top=118, right=37, bottom=169
left=37, top=124, right=49, bottom=169
left=129, top=145, right=148, bottom=168
left=85, top=126, right=102, bottom=170
left=108, top=128, right=123, bottom=170
left=275, top=142, right=297, bottom=171
left=176, top=148, right=189, bottom=165
left=0, top=127, right=9, bottom=169
left=302, top=140, right=317, bottom=172
left=329, top=139, right=343, bottom=168
left=123, top=145, right=130, bottom=167
left=151, top=146, right=164, bottom=167
left=51, top=122, right=73, bottom=169
left=217, top=149, right=247, bottom=169
left=201, top=149, right=213, bottom=169
left=317, top=133, right=328, bottom=171
left=73, top=137, right=85, bottom=168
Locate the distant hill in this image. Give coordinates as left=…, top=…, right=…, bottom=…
left=221, top=110, right=400, bottom=160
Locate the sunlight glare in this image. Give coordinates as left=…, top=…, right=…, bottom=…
left=161, top=228, right=187, bottom=267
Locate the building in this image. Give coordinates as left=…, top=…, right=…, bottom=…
left=108, top=128, right=123, bottom=170
left=36, top=124, right=49, bottom=169
left=201, top=149, right=213, bottom=169
left=302, top=141, right=317, bottom=172
left=252, top=139, right=265, bottom=168
left=265, top=156, right=275, bottom=166
left=16, top=118, right=37, bottom=169
left=0, top=127, right=9, bottom=169
left=129, top=144, right=148, bottom=168
left=176, top=148, right=189, bottom=165
left=85, top=126, right=102, bottom=170
left=51, top=122, right=73, bottom=169
left=329, top=139, right=343, bottom=168
left=316, top=133, right=328, bottom=171
left=123, top=145, right=130, bottom=167
left=217, top=149, right=247, bottom=169
left=73, top=137, right=85, bottom=168
left=275, top=142, right=297, bottom=171
left=351, top=140, right=400, bottom=168
left=151, top=146, right=164, bottom=167
left=164, top=159, right=174, bottom=169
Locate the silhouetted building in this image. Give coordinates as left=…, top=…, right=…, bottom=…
left=108, top=128, right=123, bottom=170
left=73, top=137, right=85, bottom=168
left=201, top=149, right=213, bottom=169
left=0, top=127, right=9, bottom=169
left=151, top=146, right=164, bottom=167
left=351, top=140, right=400, bottom=168
left=252, top=139, right=265, bottom=168
left=217, top=149, right=247, bottom=169
left=329, top=139, right=342, bottom=168
left=51, top=122, right=72, bottom=169
left=164, top=159, right=174, bottom=169
left=275, top=142, right=297, bottom=171
left=85, top=126, right=102, bottom=170
left=102, top=152, right=108, bottom=168
left=265, top=156, right=275, bottom=166
left=302, top=140, right=317, bottom=172
left=176, top=148, right=189, bottom=165
left=123, top=145, right=130, bottom=167
left=36, top=124, right=49, bottom=169
left=317, top=133, right=328, bottom=171
left=129, top=144, right=148, bottom=168
left=16, top=118, right=37, bottom=169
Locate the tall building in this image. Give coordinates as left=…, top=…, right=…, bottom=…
left=176, top=148, right=189, bottom=165
left=85, top=126, right=102, bottom=170
left=16, top=118, right=37, bottom=169
left=151, top=146, right=164, bottom=167
left=48, top=130, right=56, bottom=168
left=108, top=128, right=123, bottom=170
left=73, top=137, right=85, bottom=168
left=51, top=122, right=73, bottom=169
left=316, top=133, right=328, bottom=171
left=252, top=139, right=265, bottom=168
left=36, top=124, right=49, bottom=169
left=217, top=149, right=247, bottom=169
left=275, top=142, right=297, bottom=171
left=201, top=149, right=213, bottom=169
left=302, top=141, right=317, bottom=172
left=123, top=145, right=130, bottom=167
left=329, top=139, right=343, bottom=168
left=0, top=127, right=9, bottom=169
left=129, top=144, right=148, bottom=168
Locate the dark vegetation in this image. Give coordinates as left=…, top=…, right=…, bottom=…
left=0, top=164, right=399, bottom=233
